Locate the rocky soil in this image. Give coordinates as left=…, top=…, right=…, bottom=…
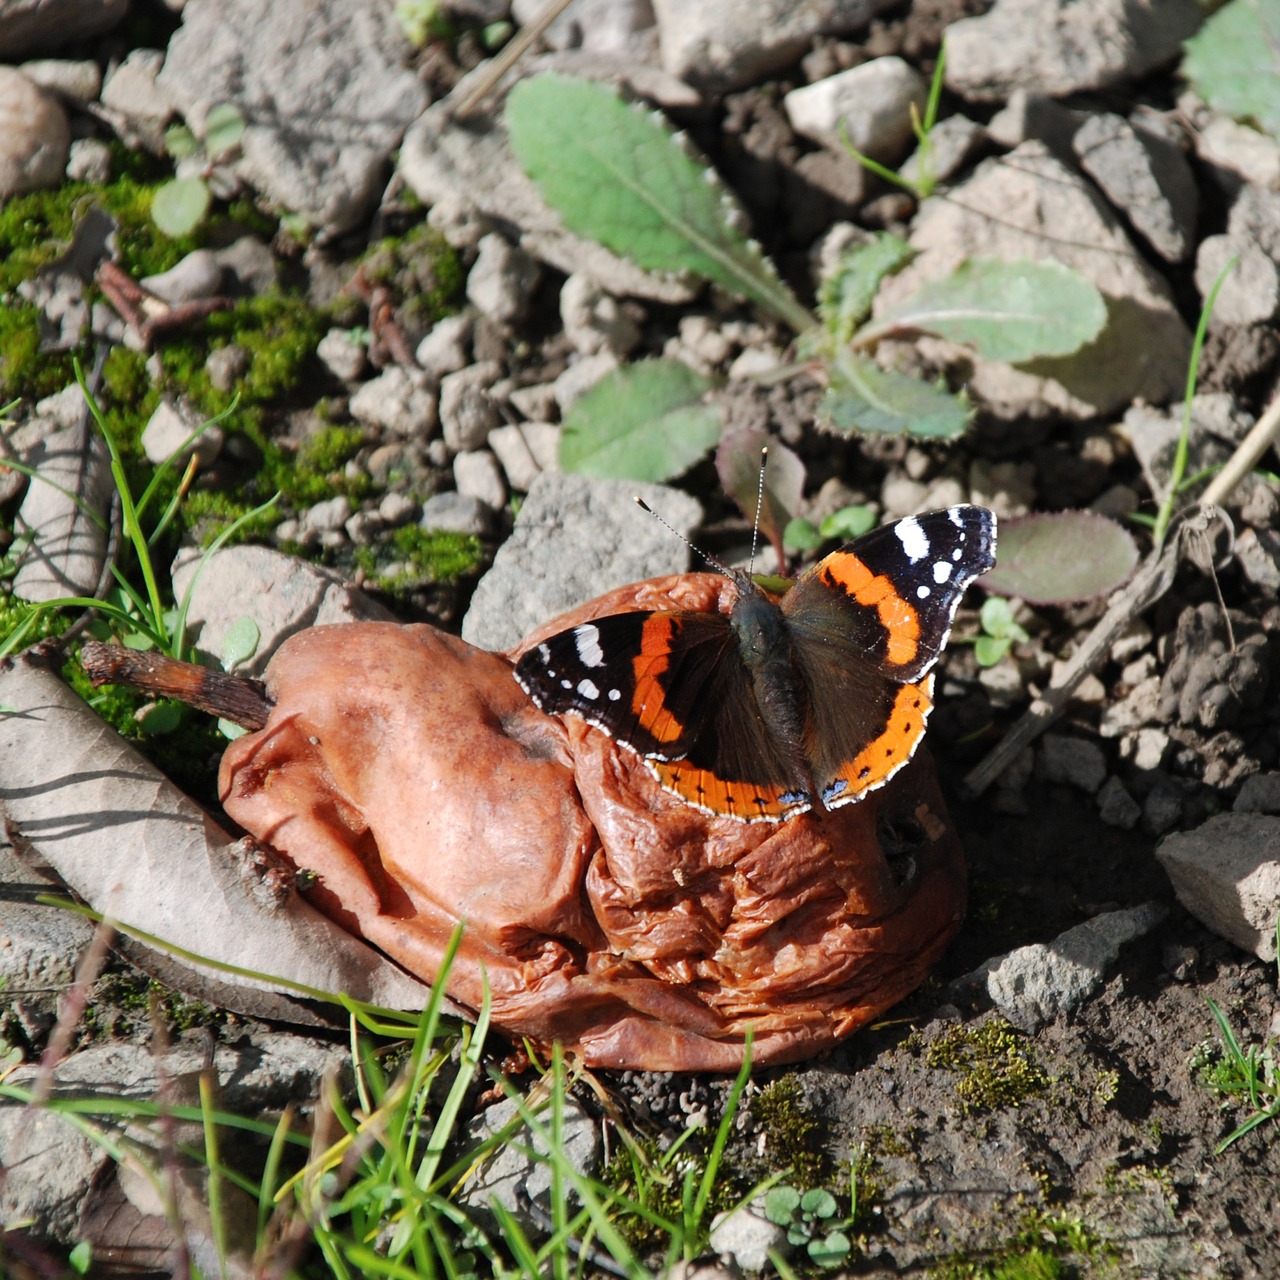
left=2, top=0, right=1280, bottom=1276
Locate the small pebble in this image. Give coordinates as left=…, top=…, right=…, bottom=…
left=420, top=491, right=495, bottom=537
left=453, top=449, right=507, bottom=510
left=1096, top=775, right=1141, bottom=829
left=378, top=491, right=419, bottom=525
left=318, top=329, right=368, bottom=383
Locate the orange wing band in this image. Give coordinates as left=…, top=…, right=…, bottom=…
left=823, top=674, right=934, bottom=807
left=650, top=760, right=811, bottom=823
left=819, top=555, right=921, bottom=666
left=629, top=615, right=687, bottom=745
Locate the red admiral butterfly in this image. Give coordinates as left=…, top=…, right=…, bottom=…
left=515, top=505, right=997, bottom=823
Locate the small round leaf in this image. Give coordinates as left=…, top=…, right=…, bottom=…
left=152, top=177, right=212, bottom=238
left=764, top=1185, right=801, bottom=1224
left=981, top=511, right=1139, bottom=605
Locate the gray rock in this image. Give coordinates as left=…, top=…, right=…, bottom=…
left=1143, top=785, right=1182, bottom=837
left=876, top=142, right=1190, bottom=421
left=0, top=66, right=69, bottom=196
left=1073, top=113, right=1197, bottom=263
left=12, top=421, right=114, bottom=603
left=140, top=399, right=224, bottom=467
left=141, top=249, right=225, bottom=304
left=1194, top=185, right=1280, bottom=324
left=18, top=57, right=101, bottom=104
left=1119, top=727, right=1168, bottom=772
left=33, top=383, right=86, bottom=430
left=1039, top=733, right=1107, bottom=793
left=350, top=367, right=438, bottom=439
left=462, top=472, right=701, bottom=651
left=440, top=361, right=503, bottom=452
left=159, top=0, right=427, bottom=234
left=650, top=0, right=896, bottom=95
left=900, top=114, right=990, bottom=188
left=1110, top=619, right=1152, bottom=664
left=0, top=0, right=128, bottom=60
left=457, top=1095, right=600, bottom=1222
left=1096, top=775, right=1141, bottom=830
left=1234, top=773, right=1280, bottom=815
left=1196, top=117, right=1280, bottom=193
left=946, top=0, right=1201, bottom=101
left=511, top=0, right=657, bottom=57
left=0, top=842, right=97, bottom=1027
left=453, top=449, right=507, bottom=510
left=489, top=422, right=560, bottom=491
left=553, top=350, right=619, bottom=413
left=1236, top=528, right=1280, bottom=592
left=171, top=544, right=394, bottom=675
left=420, top=491, right=496, bottom=537
left=1157, top=813, right=1280, bottom=961
left=99, top=48, right=170, bottom=149
left=215, top=235, right=279, bottom=295
left=378, top=491, right=419, bottom=525
left=65, top=136, right=112, bottom=183
left=206, top=342, right=249, bottom=393
left=317, top=328, right=369, bottom=383
left=968, top=903, right=1166, bottom=1029
left=986, top=89, right=1087, bottom=156
left=302, top=495, right=353, bottom=535
left=560, top=273, right=642, bottom=357
left=508, top=381, right=559, bottom=422
left=709, top=1200, right=790, bottom=1273
left=415, top=311, right=473, bottom=378
left=343, top=509, right=383, bottom=545
left=466, top=234, right=542, bottom=329
left=399, top=88, right=697, bottom=305
left=784, top=56, right=926, bottom=160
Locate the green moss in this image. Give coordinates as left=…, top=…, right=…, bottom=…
left=358, top=221, right=464, bottom=334
left=82, top=969, right=226, bottom=1041
left=924, top=1018, right=1050, bottom=1114
left=750, top=1075, right=829, bottom=1188
left=182, top=489, right=283, bottom=547
left=928, top=1212, right=1112, bottom=1280
left=0, top=592, right=71, bottom=651
left=0, top=305, right=77, bottom=402
left=353, top=526, right=484, bottom=593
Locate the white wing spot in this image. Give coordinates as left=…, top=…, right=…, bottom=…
left=895, top=516, right=929, bottom=562
left=952, top=546, right=963, bottom=561
left=538, top=643, right=552, bottom=661
left=933, top=560, right=953, bottom=584
left=560, top=679, right=573, bottom=690
left=948, top=507, right=965, bottom=527
left=577, top=678, right=600, bottom=700
left=574, top=624, right=606, bottom=668
left=608, top=688, right=622, bottom=701
left=916, top=584, right=931, bottom=599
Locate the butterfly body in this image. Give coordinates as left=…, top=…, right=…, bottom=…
left=515, top=505, right=997, bottom=823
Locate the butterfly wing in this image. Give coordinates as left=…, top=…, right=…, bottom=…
left=783, top=505, right=996, bottom=809
left=515, top=610, right=813, bottom=821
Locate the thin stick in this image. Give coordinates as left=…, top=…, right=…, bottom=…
left=450, top=0, right=578, bottom=120
left=80, top=640, right=272, bottom=730
left=1201, top=388, right=1280, bottom=508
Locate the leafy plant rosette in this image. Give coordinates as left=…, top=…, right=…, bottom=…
left=505, top=72, right=1108, bottom=483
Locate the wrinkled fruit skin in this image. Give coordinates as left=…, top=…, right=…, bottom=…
left=219, top=574, right=966, bottom=1070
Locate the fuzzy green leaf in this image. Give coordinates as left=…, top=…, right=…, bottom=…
left=221, top=616, right=260, bottom=671
left=809, top=1231, right=852, bottom=1269
left=822, top=352, right=970, bottom=439
left=820, top=504, right=876, bottom=541
left=869, top=259, right=1107, bottom=361
left=820, top=232, right=913, bottom=343
left=204, top=102, right=246, bottom=159
left=982, top=511, right=1138, bottom=604
left=151, top=177, right=211, bottom=238
left=507, top=74, right=813, bottom=332
left=559, top=359, right=722, bottom=481
left=784, top=517, right=823, bottom=551
left=974, top=633, right=1012, bottom=667
left=1183, top=0, right=1280, bottom=138
left=765, top=1186, right=802, bottom=1225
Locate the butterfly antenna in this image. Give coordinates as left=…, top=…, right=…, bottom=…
left=748, top=445, right=768, bottom=576
left=634, top=497, right=736, bottom=578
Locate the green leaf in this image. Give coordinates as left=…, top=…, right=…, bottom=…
left=784, top=517, right=823, bottom=551
left=138, top=701, right=182, bottom=735
left=808, top=1231, right=852, bottom=1268
left=1183, top=0, right=1280, bottom=139
left=68, top=1242, right=92, bottom=1275
left=868, top=259, right=1107, bottom=361
left=974, top=633, right=1012, bottom=667
left=221, top=616, right=261, bottom=671
left=820, top=504, right=876, bottom=541
left=151, top=177, right=212, bottom=238
left=982, top=511, right=1139, bottom=604
left=801, top=1188, right=838, bottom=1218
left=822, top=352, right=971, bottom=439
left=819, top=233, right=913, bottom=343
left=164, top=123, right=199, bottom=160
left=204, top=102, right=246, bottom=159
left=218, top=717, right=250, bottom=741
left=559, top=359, right=722, bottom=481
left=506, top=74, right=814, bottom=333
left=979, top=595, right=1017, bottom=639
left=764, top=1185, right=802, bottom=1225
